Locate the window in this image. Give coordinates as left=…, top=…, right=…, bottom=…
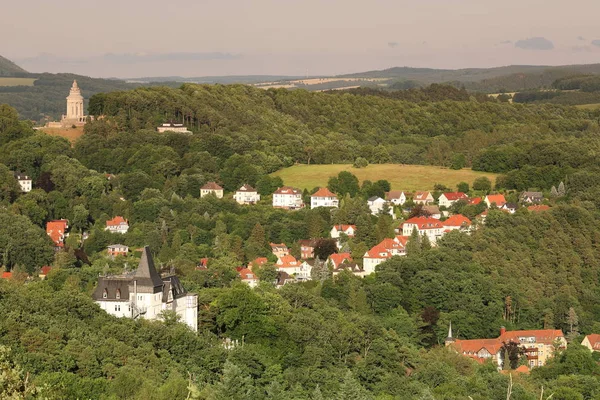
left=103, top=289, right=108, bottom=299
left=116, top=289, right=121, bottom=300
left=115, top=305, right=120, bottom=312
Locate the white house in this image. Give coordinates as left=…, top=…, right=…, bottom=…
left=310, top=187, right=339, bottom=208
left=485, top=194, right=507, bottom=208
left=92, top=246, right=198, bottom=331
left=330, top=224, right=356, bottom=239
left=273, top=186, right=304, bottom=210
left=276, top=255, right=312, bottom=280
left=234, top=184, right=260, bottom=205
left=107, top=244, right=129, bottom=259
left=413, top=191, right=434, bottom=205
left=363, top=236, right=409, bottom=274
left=367, top=196, right=394, bottom=217
left=385, top=191, right=407, bottom=206
left=105, top=216, right=129, bottom=234
left=13, top=172, right=32, bottom=192
left=402, top=216, right=445, bottom=244
left=239, top=268, right=259, bottom=288
left=157, top=122, right=191, bottom=134
left=201, top=182, right=224, bottom=199
left=438, top=192, right=468, bottom=208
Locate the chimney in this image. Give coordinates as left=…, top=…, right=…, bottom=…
left=500, top=326, right=506, bottom=336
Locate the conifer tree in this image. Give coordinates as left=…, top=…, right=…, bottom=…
left=550, top=186, right=558, bottom=198
left=558, top=181, right=566, bottom=197
left=336, top=370, right=371, bottom=400
left=406, top=227, right=421, bottom=255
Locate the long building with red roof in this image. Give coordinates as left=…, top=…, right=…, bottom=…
left=401, top=216, right=445, bottom=243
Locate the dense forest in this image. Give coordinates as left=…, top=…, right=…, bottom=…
left=4, top=80, right=600, bottom=398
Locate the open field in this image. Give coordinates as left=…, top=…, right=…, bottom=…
left=39, top=126, right=85, bottom=144
left=271, top=164, right=499, bottom=191
left=0, top=77, right=36, bottom=86
left=576, top=103, right=600, bottom=110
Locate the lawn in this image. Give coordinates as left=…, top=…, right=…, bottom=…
left=0, top=77, right=36, bottom=86
left=576, top=103, right=600, bottom=110
left=271, top=164, right=499, bottom=191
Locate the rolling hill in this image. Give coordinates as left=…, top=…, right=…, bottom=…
left=0, top=55, right=27, bottom=76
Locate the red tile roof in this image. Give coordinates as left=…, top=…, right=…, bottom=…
left=328, top=253, right=352, bottom=267
left=277, top=255, right=300, bottom=268
left=364, top=236, right=409, bottom=259
left=468, top=197, right=483, bottom=205
left=528, top=205, right=551, bottom=212
left=106, top=216, right=128, bottom=227
left=499, top=329, right=564, bottom=345
left=274, top=186, right=302, bottom=195
left=403, top=216, right=443, bottom=230
left=311, top=187, right=337, bottom=198
left=238, top=268, right=257, bottom=280
left=486, top=194, right=506, bottom=206
left=443, top=214, right=472, bottom=228
left=332, top=224, right=356, bottom=234
left=585, top=334, right=600, bottom=350
left=46, top=219, right=68, bottom=247
left=250, top=257, right=268, bottom=268
left=442, top=192, right=468, bottom=201
left=202, top=182, right=223, bottom=190
left=40, top=266, right=52, bottom=276
left=414, top=191, right=431, bottom=201
left=1, top=272, right=12, bottom=279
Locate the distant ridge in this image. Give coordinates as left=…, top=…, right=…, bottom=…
left=0, top=55, right=27, bottom=76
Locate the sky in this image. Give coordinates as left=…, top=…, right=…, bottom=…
left=3, top=0, right=600, bottom=78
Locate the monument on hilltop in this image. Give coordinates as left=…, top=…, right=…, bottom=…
left=46, top=80, right=90, bottom=128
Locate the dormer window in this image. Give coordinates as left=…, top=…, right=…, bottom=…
left=103, top=289, right=108, bottom=299
left=116, top=289, right=121, bottom=300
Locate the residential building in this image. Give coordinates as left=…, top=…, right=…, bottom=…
left=92, top=247, right=198, bottom=331
left=238, top=268, right=259, bottom=288
left=501, top=203, right=518, bottom=214
left=298, top=239, right=317, bottom=259
left=270, top=243, right=289, bottom=259
left=108, top=244, right=129, bottom=258
left=368, top=196, right=394, bottom=216
left=468, top=197, right=483, bottom=205
left=581, top=334, right=600, bottom=352
left=520, top=191, right=544, bottom=204
left=46, top=219, right=69, bottom=249
left=423, top=205, right=442, bottom=219
left=156, top=122, right=191, bottom=134
left=446, top=325, right=566, bottom=369
left=401, top=216, right=445, bottom=244
left=106, top=216, right=129, bottom=234
left=276, top=271, right=295, bottom=288
left=485, top=194, right=507, bottom=208
left=413, top=191, right=434, bottom=205
left=438, top=192, right=468, bottom=208
left=234, top=184, right=260, bottom=205
left=330, top=224, right=356, bottom=239
left=333, top=262, right=367, bottom=278
left=276, top=255, right=312, bottom=279
left=310, top=187, right=339, bottom=208
left=363, top=236, right=409, bottom=274
left=273, top=186, right=304, bottom=210
left=39, top=266, right=52, bottom=280
left=250, top=257, right=268, bottom=269
left=385, top=191, right=408, bottom=206
left=443, top=214, right=472, bottom=231
left=200, top=182, right=224, bottom=199
left=327, top=252, right=353, bottom=269
left=13, top=172, right=32, bottom=192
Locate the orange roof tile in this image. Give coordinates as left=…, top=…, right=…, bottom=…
left=311, top=187, right=337, bottom=198
left=238, top=268, right=257, bottom=280
left=106, top=216, right=128, bottom=227
left=328, top=253, right=352, bottom=267
left=441, top=192, right=468, bottom=201
left=414, top=191, right=432, bottom=201
left=585, top=334, right=600, bottom=350
left=443, top=214, right=472, bottom=227
left=202, top=182, right=223, bottom=190
left=528, top=205, right=550, bottom=212
left=486, top=194, right=506, bottom=206
left=277, top=255, right=300, bottom=268
left=403, top=216, right=443, bottom=229
left=46, top=219, right=68, bottom=247
left=468, top=197, right=483, bottom=205
left=1, top=272, right=12, bottom=279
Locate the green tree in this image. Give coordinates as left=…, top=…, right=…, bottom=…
left=473, top=177, right=492, bottom=192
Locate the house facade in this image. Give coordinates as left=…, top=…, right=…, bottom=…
left=270, top=243, right=289, bottom=259
left=200, top=182, right=224, bottom=198
left=368, top=197, right=394, bottom=216
left=385, top=191, right=407, bottom=206
left=402, top=216, right=444, bottom=243
left=108, top=244, right=129, bottom=258
left=442, top=214, right=472, bottom=232
left=520, top=191, right=543, bottom=204
left=298, top=239, right=316, bottom=259
left=330, top=224, right=356, bottom=239
left=92, top=246, right=198, bottom=331
left=273, top=186, right=304, bottom=210
left=446, top=325, right=566, bottom=369
left=239, top=268, right=259, bottom=288
left=310, top=187, right=339, bottom=208
left=106, top=216, right=129, bottom=234
left=485, top=194, right=507, bottom=208
left=438, top=192, right=468, bottom=208
left=413, top=191, right=434, bottom=205
left=276, top=255, right=312, bottom=279
left=234, top=184, right=260, bottom=205
left=327, top=252, right=353, bottom=269
left=581, top=334, right=600, bottom=352
left=363, top=236, right=409, bottom=274
left=156, top=122, right=191, bottom=134
left=13, top=172, right=32, bottom=192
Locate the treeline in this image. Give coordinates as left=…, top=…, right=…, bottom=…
left=336, top=83, right=492, bottom=102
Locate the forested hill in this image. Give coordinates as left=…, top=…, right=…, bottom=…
left=0, top=55, right=27, bottom=76
left=0, top=72, right=136, bottom=121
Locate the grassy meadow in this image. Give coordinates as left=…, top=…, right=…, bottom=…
left=0, top=77, right=36, bottom=86
left=271, top=164, right=499, bottom=191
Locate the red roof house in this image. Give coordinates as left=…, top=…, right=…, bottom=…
left=46, top=219, right=69, bottom=248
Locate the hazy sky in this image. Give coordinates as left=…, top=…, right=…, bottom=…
left=3, top=0, right=600, bottom=78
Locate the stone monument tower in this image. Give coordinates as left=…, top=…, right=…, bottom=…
left=66, top=80, right=84, bottom=121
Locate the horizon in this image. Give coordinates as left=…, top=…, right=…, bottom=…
left=3, top=0, right=600, bottom=78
